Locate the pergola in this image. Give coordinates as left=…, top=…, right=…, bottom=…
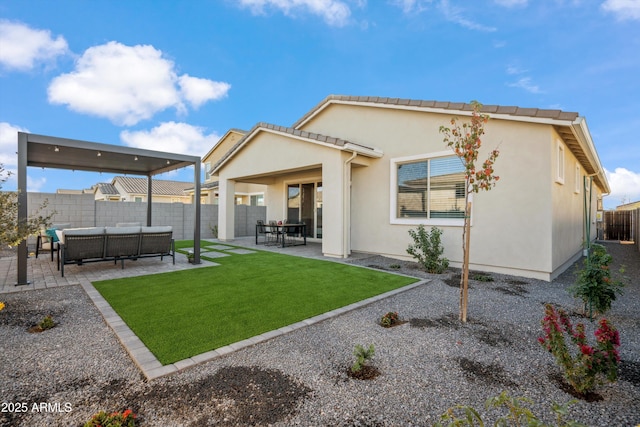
left=16, top=132, right=202, bottom=285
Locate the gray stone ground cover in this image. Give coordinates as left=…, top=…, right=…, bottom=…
left=0, top=242, right=638, bottom=426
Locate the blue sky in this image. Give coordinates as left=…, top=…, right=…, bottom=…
left=1, top=0, right=639, bottom=209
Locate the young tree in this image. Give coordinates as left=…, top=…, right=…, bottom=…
left=439, top=101, right=500, bottom=322
left=0, top=163, right=54, bottom=249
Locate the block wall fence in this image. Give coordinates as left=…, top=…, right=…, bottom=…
left=25, top=192, right=266, bottom=242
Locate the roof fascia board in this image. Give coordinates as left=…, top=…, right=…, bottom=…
left=570, top=117, right=610, bottom=193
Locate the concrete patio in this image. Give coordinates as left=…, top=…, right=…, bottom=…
left=0, top=236, right=363, bottom=293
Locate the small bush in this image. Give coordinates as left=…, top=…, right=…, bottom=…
left=434, top=391, right=585, bottom=427
left=84, top=409, right=138, bottom=427
left=570, top=244, right=624, bottom=318
left=38, top=315, right=55, bottom=330
left=380, top=311, right=400, bottom=328
left=407, top=225, right=449, bottom=274
left=351, top=344, right=375, bottom=374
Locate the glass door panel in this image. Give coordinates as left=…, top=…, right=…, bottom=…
left=316, top=183, right=322, bottom=238
left=301, top=183, right=315, bottom=237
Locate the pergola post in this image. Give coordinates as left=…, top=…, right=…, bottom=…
left=147, top=175, right=152, bottom=226
left=193, top=162, right=201, bottom=264
left=16, top=132, right=29, bottom=285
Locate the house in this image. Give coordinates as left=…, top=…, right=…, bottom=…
left=209, top=95, right=610, bottom=281
left=191, top=129, right=266, bottom=206
left=92, top=176, right=193, bottom=203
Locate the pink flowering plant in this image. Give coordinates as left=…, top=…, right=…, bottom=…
left=538, top=304, right=620, bottom=394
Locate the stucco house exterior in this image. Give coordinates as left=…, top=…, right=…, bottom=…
left=210, top=95, right=610, bottom=281
left=196, top=129, right=266, bottom=206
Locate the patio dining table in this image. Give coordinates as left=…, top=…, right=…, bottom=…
left=257, top=223, right=307, bottom=248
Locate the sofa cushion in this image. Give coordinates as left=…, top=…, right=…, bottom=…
left=52, top=223, right=72, bottom=230
left=105, top=226, right=141, bottom=234
left=116, top=222, right=141, bottom=227
left=141, top=226, right=172, bottom=233
left=57, top=227, right=105, bottom=244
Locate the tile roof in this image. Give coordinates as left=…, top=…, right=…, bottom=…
left=94, top=182, right=119, bottom=195
left=292, top=95, right=580, bottom=128
left=212, top=122, right=379, bottom=171
left=113, top=176, right=193, bottom=196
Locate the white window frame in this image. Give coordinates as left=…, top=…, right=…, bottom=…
left=390, top=150, right=466, bottom=226
left=574, top=162, right=581, bottom=194
left=556, top=140, right=565, bottom=184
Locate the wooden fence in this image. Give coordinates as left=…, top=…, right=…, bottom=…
left=602, top=210, right=633, bottom=241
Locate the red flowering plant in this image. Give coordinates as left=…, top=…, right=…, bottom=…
left=84, top=409, right=137, bottom=427
left=380, top=311, right=400, bottom=327
left=538, top=303, right=620, bottom=394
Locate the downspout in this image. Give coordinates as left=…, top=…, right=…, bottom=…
left=343, top=151, right=357, bottom=258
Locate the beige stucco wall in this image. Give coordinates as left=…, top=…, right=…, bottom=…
left=549, top=129, right=604, bottom=278
left=301, top=104, right=558, bottom=279
left=216, top=130, right=364, bottom=258
left=214, top=101, right=604, bottom=280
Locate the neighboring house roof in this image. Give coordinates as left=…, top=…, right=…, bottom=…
left=113, top=176, right=193, bottom=196
left=94, top=182, right=119, bottom=195
left=616, top=201, right=640, bottom=211
left=202, top=128, right=247, bottom=162
left=212, top=122, right=383, bottom=173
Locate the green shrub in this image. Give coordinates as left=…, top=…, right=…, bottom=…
left=38, top=315, right=55, bottom=331
left=570, top=244, right=624, bottom=318
left=434, top=391, right=585, bottom=427
left=351, top=344, right=375, bottom=374
left=407, top=225, right=449, bottom=274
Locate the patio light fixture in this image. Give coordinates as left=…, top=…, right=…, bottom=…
left=54, top=146, right=59, bottom=152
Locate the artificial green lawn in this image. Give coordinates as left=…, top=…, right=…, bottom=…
left=93, top=242, right=418, bottom=365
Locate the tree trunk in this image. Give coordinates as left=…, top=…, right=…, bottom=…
left=459, top=201, right=472, bottom=322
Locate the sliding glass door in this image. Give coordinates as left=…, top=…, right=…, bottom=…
left=287, top=182, right=322, bottom=238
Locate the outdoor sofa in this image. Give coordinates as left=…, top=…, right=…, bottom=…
left=55, top=226, right=175, bottom=277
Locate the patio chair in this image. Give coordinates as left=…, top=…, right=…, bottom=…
left=35, top=223, right=71, bottom=261
left=256, top=220, right=275, bottom=245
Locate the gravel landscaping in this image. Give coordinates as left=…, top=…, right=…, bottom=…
left=0, top=242, right=638, bottom=426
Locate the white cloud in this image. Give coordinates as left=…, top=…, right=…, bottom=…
left=48, top=42, right=230, bottom=126
left=601, top=0, right=640, bottom=21
left=0, top=122, right=28, bottom=168
left=27, top=176, right=47, bottom=192
left=494, top=0, right=528, bottom=6
left=0, top=122, right=45, bottom=191
left=391, top=0, right=434, bottom=13
left=507, top=77, right=542, bottom=93
left=178, top=75, right=231, bottom=109
left=120, top=122, right=221, bottom=157
left=237, top=0, right=352, bottom=26
left=438, top=0, right=497, bottom=32
left=0, top=20, right=69, bottom=71
left=604, top=167, right=640, bottom=206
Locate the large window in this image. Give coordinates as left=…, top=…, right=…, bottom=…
left=391, top=152, right=466, bottom=225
